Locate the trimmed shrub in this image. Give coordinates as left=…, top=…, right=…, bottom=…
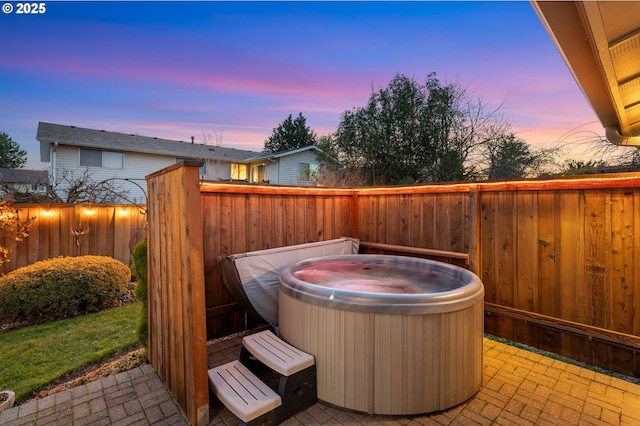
left=0, top=256, right=132, bottom=326
left=130, top=239, right=148, bottom=347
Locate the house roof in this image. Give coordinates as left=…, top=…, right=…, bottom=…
left=245, top=145, right=325, bottom=162
left=0, top=168, right=48, bottom=183
left=37, top=122, right=259, bottom=163
left=532, top=1, right=640, bottom=146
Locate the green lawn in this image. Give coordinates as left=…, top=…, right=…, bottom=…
left=0, top=302, right=141, bottom=402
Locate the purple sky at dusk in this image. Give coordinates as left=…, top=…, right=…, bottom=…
left=1, top=1, right=604, bottom=169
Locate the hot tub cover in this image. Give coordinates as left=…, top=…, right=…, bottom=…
left=218, top=237, right=359, bottom=326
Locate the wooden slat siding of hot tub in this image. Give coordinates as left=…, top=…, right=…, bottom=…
left=373, top=314, right=439, bottom=414
left=280, top=289, right=484, bottom=415
left=279, top=291, right=375, bottom=413
left=439, top=303, right=484, bottom=411
left=345, top=311, right=374, bottom=411
left=372, top=305, right=483, bottom=415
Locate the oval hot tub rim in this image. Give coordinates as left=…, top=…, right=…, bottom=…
left=279, top=254, right=484, bottom=315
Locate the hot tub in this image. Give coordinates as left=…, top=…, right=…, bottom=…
left=278, top=254, right=484, bottom=415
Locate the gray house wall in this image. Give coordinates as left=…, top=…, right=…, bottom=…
left=275, top=149, right=319, bottom=186
left=52, top=145, right=175, bottom=203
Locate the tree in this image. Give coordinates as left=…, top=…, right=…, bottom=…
left=0, top=196, right=34, bottom=266
left=484, top=133, right=557, bottom=179
left=558, top=159, right=608, bottom=176
left=0, top=132, right=27, bottom=168
left=45, top=169, right=131, bottom=203
left=3, top=168, right=131, bottom=204
left=325, top=73, right=515, bottom=186
left=201, top=130, right=225, bottom=180
left=264, top=113, right=317, bottom=153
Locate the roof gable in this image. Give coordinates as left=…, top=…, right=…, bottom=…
left=245, top=145, right=337, bottom=163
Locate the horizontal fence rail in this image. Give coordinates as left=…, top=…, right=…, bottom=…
left=1, top=204, right=147, bottom=275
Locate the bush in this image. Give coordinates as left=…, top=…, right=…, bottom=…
left=130, top=239, right=148, bottom=347
left=0, top=256, right=132, bottom=326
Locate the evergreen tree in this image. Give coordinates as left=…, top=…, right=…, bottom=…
left=0, top=132, right=27, bottom=168
left=264, top=113, right=317, bottom=153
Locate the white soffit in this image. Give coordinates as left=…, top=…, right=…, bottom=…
left=532, top=1, right=640, bottom=146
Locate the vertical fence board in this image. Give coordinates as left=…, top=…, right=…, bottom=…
left=306, top=196, right=318, bottom=242
left=435, top=194, right=450, bottom=250
left=422, top=196, right=436, bottom=248
left=609, top=188, right=635, bottom=373
left=449, top=193, right=464, bottom=253
left=386, top=195, right=399, bottom=245
left=585, top=191, right=609, bottom=328
left=409, top=194, right=422, bottom=248
left=480, top=192, right=497, bottom=335
left=536, top=191, right=560, bottom=353
left=557, top=190, right=584, bottom=362
left=495, top=191, right=515, bottom=339
left=635, top=189, right=640, bottom=373
left=514, top=192, right=535, bottom=345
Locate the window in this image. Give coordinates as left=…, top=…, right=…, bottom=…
left=299, top=163, right=319, bottom=182
left=299, top=163, right=310, bottom=181
left=251, top=164, right=266, bottom=183
left=231, top=163, right=247, bottom=180
left=80, top=149, right=123, bottom=169
left=31, top=183, right=45, bottom=192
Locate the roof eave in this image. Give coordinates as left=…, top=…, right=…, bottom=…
left=532, top=0, right=640, bottom=146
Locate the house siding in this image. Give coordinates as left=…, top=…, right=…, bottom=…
left=276, top=150, right=319, bottom=185
left=53, top=146, right=175, bottom=203
left=52, top=145, right=239, bottom=202
left=265, top=162, right=279, bottom=184
left=204, top=158, right=232, bottom=181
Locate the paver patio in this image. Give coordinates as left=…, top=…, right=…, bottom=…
left=2, top=333, right=639, bottom=425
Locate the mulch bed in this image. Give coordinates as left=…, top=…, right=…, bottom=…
left=25, top=347, right=148, bottom=402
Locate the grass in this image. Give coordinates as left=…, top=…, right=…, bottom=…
left=0, top=302, right=141, bottom=402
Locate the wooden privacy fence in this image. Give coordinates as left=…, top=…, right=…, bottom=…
left=479, top=177, right=640, bottom=376
left=1, top=203, right=147, bottom=275
left=147, top=163, right=640, bottom=425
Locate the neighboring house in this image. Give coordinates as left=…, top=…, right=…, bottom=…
left=37, top=122, right=329, bottom=204
left=0, top=168, right=48, bottom=198
left=243, top=145, right=324, bottom=186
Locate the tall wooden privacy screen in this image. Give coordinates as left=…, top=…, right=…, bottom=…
left=146, top=162, right=209, bottom=426
left=147, top=163, right=640, bottom=424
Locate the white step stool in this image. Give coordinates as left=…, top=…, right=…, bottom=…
left=242, top=330, right=315, bottom=376
left=209, top=330, right=317, bottom=425
left=208, top=360, right=281, bottom=424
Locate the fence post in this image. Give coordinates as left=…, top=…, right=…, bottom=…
left=146, top=161, right=209, bottom=426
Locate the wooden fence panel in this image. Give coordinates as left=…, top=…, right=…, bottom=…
left=355, top=186, right=473, bottom=254
left=1, top=204, right=146, bottom=275
left=199, top=184, right=355, bottom=340
left=478, top=178, right=640, bottom=377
